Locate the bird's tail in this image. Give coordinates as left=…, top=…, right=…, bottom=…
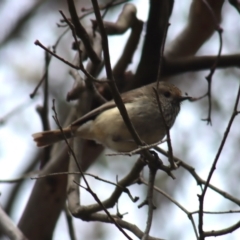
left=32, top=127, right=73, bottom=147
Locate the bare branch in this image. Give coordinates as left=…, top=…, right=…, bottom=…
left=34, top=40, right=107, bottom=83
left=201, top=0, right=223, bottom=125
left=155, top=147, right=240, bottom=206
left=161, top=54, right=240, bottom=77
left=0, top=206, right=28, bottom=240
left=51, top=100, right=133, bottom=240
left=83, top=213, right=163, bottom=240
left=91, top=0, right=165, bottom=167
left=66, top=0, right=101, bottom=64
left=107, top=139, right=166, bottom=157
left=204, top=220, right=240, bottom=237
left=140, top=177, right=199, bottom=239
left=64, top=204, right=77, bottom=240
left=142, top=167, right=157, bottom=240
left=198, top=84, right=240, bottom=239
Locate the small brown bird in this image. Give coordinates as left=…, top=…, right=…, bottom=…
left=32, top=82, right=190, bottom=152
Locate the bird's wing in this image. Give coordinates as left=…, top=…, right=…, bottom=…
left=71, top=101, right=116, bottom=127
left=70, top=84, right=149, bottom=127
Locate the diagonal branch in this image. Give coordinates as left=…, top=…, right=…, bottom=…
left=51, top=100, right=133, bottom=240
left=66, top=0, right=101, bottom=64
left=0, top=205, right=28, bottom=240
left=91, top=0, right=160, bottom=165
left=198, top=84, right=240, bottom=239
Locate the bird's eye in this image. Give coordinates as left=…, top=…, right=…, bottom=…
left=164, top=91, right=171, bottom=98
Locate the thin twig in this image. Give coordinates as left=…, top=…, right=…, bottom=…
left=33, top=171, right=137, bottom=202
left=82, top=0, right=129, bottom=13
left=204, top=220, right=240, bottom=237
left=154, top=145, right=240, bottom=239
left=91, top=0, right=165, bottom=169
left=30, top=27, right=69, bottom=98
left=140, top=177, right=199, bottom=240
left=142, top=167, right=157, bottom=240
left=189, top=93, right=208, bottom=102
left=38, top=50, right=51, bottom=167
left=83, top=213, right=163, bottom=240
left=60, top=10, right=103, bottom=88
left=0, top=171, right=39, bottom=183
left=107, top=139, right=166, bottom=156
left=178, top=160, right=240, bottom=206
left=51, top=100, right=133, bottom=240
left=91, top=0, right=142, bottom=145
left=74, top=181, right=134, bottom=240
left=29, top=71, right=47, bottom=99
left=198, top=84, right=240, bottom=239
left=156, top=22, right=170, bottom=88
left=192, top=209, right=240, bottom=215
left=34, top=40, right=107, bottom=83
left=115, top=175, right=129, bottom=218
left=201, top=0, right=223, bottom=125
left=69, top=157, right=145, bottom=217
left=155, top=146, right=240, bottom=206
left=66, top=0, right=101, bottom=64
left=35, top=40, right=80, bottom=68
left=60, top=0, right=130, bottom=23
left=64, top=204, right=77, bottom=240
left=35, top=50, right=51, bottom=130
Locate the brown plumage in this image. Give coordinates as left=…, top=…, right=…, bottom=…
left=32, top=82, right=190, bottom=152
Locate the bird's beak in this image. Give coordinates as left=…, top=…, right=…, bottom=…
left=178, top=96, right=192, bottom=102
